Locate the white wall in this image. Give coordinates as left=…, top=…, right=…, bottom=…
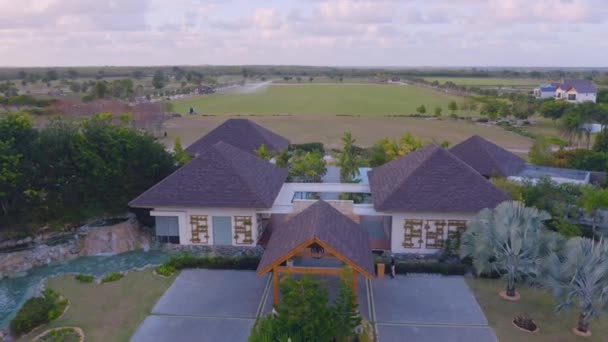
left=151, top=208, right=259, bottom=246
left=389, top=212, right=476, bottom=254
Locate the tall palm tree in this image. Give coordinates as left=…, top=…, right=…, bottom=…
left=460, top=201, right=557, bottom=299
left=542, top=237, right=608, bottom=336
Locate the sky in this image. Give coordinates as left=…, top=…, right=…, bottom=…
left=0, top=0, right=607, bottom=67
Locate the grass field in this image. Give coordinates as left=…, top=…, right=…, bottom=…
left=17, top=270, right=176, bottom=342
left=467, top=278, right=608, bottom=342
left=422, top=77, right=545, bottom=87
left=171, top=84, right=475, bottom=116
left=162, top=115, right=535, bottom=151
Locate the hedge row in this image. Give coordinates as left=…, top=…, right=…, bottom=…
left=390, top=262, right=467, bottom=276
left=156, top=254, right=262, bottom=276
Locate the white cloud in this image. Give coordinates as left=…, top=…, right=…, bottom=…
left=0, top=0, right=607, bottom=66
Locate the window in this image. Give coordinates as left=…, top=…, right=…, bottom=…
left=568, top=93, right=576, bottom=101
left=155, top=216, right=180, bottom=244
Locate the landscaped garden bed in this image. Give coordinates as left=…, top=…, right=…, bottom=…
left=10, top=289, right=69, bottom=337
left=33, top=327, right=84, bottom=342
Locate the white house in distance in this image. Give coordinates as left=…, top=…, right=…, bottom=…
left=535, top=79, right=597, bottom=103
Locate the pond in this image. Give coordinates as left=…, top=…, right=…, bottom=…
left=0, top=249, right=171, bottom=329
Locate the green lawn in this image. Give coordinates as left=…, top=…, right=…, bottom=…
left=171, top=84, right=475, bottom=116
left=17, top=270, right=176, bottom=342
left=467, top=278, right=608, bottom=342
left=423, top=77, right=544, bottom=87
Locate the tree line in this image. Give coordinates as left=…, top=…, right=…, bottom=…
left=0, top=112, right=178, bottom=238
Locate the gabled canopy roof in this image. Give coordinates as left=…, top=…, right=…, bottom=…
left=257, top=200, right=375, bottom=278
left=185, top=118, right=289, bottom=156
left=450, top=135, right=526, bottom=177
left=129, top=141, right=288, bottom=209
left=557, top=79, right=597, bottom=94
left=368, top=145, right=509, bottom=212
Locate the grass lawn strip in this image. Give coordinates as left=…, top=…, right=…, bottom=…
left=467, top=278, right=608, bottom=342
left=16, top=269, right=177, bottom=342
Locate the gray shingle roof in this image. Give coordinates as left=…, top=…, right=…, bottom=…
left=558, top=79, right=598, bottom=94
left=129, top=141, right=288, bottom=209
left=450, top=135, right=526, bottom=177
left=368, top=144, right=509, bottom=212
left=257, top=200, right=375, bottom=277
left=185, top=119, right=289, bottom=156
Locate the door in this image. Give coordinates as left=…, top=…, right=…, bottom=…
left=212, top=216, right=233, bottom=246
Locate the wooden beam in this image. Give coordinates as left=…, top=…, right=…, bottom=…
left=352, top=270, right=358, bottom=296
left=313, top=238, right=374, bottom=279
left=276, top=266, right=343, bottom=276
left=256, top=237, right=317, bottom=275
left=273, top=268, right=279, bottom=306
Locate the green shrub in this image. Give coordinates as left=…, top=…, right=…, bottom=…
left=163, top=254, right=261, bottom=271
left=39, top=327, right=81, bottom=342
left=393, top=262, right=466, bottom=276
left=155, top=264, right=176, bottom=277
left=289, top=142, right=324, bottom=153
left=74, top=274, right=95, bottom=283
left=10, top=289, right=66, bottom=336
left=101, top=272, right=124, bottom=283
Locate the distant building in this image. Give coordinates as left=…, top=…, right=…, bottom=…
left=533, top=84, right=557, bottom=99
left=535, top=79, right=597, bottom=103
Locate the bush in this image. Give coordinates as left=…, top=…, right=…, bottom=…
left=10, top=289, right=66, bottom=336
left=38, top=327, right=81, bottom=342
left=163, top=254, right=261, bottom=271
left=74, top=274, right=95, bottom=283
left=155, top=264, right=176, bottom=277
left=101, top=272, right=124, bottom=283
left=289, top=142, right=324, bottom=153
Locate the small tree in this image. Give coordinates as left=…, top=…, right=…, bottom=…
left=416, top=104, right=427, bottom=115
left=461, top=201, right=558, bottom=299
left=173, top=137, right=191, bottom=166
left=332, top=267, right=361, bottom=339
left=543, top=237, right=608, bottom=336
left=580, top=187, right=608, bottom=235
left=448, top=101, right=458, bottom=114
left=338, top=131, right=360, bottom=183
left=255, top=143, right=274, bottom=161
left=275, top=148, right=291, bottom=168
left=434, top=107, right=442, bottom=117
left=289, top=150, right=327, bottom=182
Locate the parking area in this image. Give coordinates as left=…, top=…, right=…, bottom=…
left=372, top=275, right=497, bottom=342
left=131, top=269, right=271, bottom=342
left=132, top=270, right=496, bottom=342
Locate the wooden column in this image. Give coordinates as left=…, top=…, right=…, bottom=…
left=352, top=271, right=358, bottom=304
left=273, top=268, right=280, bottom=306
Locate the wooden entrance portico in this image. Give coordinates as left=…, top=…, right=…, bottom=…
left=256, top=200, right=375, bottom=306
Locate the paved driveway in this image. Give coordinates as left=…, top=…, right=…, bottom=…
left=131, top=269, right=271, bottom=342
left=372, top=275, right=497, bottom=342
left=132, top=270, right=496, bottom=342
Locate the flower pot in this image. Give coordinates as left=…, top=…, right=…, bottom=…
left=572, top=327, right=592, bottom=337
left=512, top=319, right=539, bottom=333
left=499, top=290, right=520, bottom=301
left=377, top=263, right=385, bottom=278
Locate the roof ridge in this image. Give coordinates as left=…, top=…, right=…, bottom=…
left=376, top=145, right=440, bottom=209
left=214, top=142, right=271, bottom=205
left=476, top=137, right=509, bottom=176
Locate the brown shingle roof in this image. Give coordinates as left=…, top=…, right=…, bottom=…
left=129, top=141, right=288, bottom=209
left=368, top=144, right=509, bottom=212
left=450, top=135, right=526, bottom=177
left=257, top=200, right=374, bottom=277
left=185, top=119, right=289, bottom=156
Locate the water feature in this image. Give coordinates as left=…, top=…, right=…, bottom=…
left=0, top=249, right=171, bottom=329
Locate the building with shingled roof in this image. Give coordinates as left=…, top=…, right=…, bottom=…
left=130, top=119, right=514, bottom=255
left=450, top=135, right=526, bottom=178
left=185, top=118, right=289, bottom=157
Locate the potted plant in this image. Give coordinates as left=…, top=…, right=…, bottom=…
left=512, top=315, right=539, bottom=333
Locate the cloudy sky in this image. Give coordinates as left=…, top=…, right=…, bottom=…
left=1, top=0, right=607, bottom=67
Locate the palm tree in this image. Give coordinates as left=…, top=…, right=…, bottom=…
left=460, top=201, right=556, bottom=299
left=542, top=238, right=608, bottom=336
